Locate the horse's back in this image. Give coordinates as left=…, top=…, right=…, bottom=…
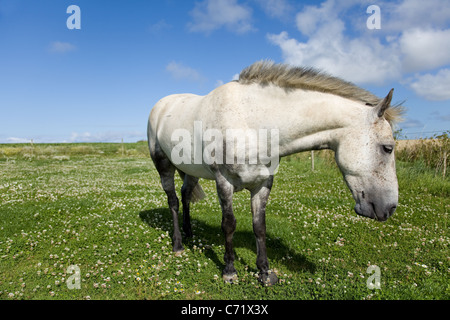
left=149, top=93, right=200, bottom=128
left=148, top=82, right=243, bottom=141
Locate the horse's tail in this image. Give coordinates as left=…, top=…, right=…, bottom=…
left=177, top=170, right=206, bottom=203
left=191, top=183, right=206, bottom=203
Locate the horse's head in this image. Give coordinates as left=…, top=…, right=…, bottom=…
left=335, top=89, right=398, bottom=222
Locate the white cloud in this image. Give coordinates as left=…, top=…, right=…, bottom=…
left=409, top=69, right=450, bottom=101
left=214, top=73, right=240, bottom=88
left=2, top=137, right=30, bottom=143
left=0, top=131, right=145, bottom=144
left=267, top=0, right=450, bottom=100
left=400, top=28, right=450, bottom=73
left=69, top=131, right=145, bottom=143
left=49, top=41, right=76, bottom=54
left=430, top=111, right=450, bottom=122
left=267, top=31, right=401, bottom=85
left=402, top=118, right=424, bottom=129
left=166, top=61, right=205, bottom=83
left=268, top=0, right=403, bottom=85
left=215, top=80, right=225, bottom=87
left=256, top=0, right=293, bottom=19
left=295, top=0, right=340, bottom=37
left=382, top=0, right=450, bottom=32
left=70, top=132, right=94, bottom=142
left=148, top=19, right=172, bottom=35
left=188, top=0, right=254, bottom=34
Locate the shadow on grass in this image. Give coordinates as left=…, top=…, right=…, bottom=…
left=139, top=208, right=315, bottom=275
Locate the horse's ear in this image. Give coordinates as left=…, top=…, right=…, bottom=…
left=375, top=88, right=394, bottom=118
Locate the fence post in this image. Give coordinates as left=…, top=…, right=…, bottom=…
left=443, top=150, right=447, bottom=178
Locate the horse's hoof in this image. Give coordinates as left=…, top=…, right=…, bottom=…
left=259, top=271, right=278, bottom=286
left=173, top=245, right=184, bottom=256
left=222, top=273, right=238, bottom=284
left=174, top=250, right=184, bottom=257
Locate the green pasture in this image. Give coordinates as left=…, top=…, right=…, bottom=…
left=0, top=142, right=448, bottom=300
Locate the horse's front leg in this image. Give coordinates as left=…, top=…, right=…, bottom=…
left=251, top=176, right=278, bottom=285
left=215, top=173, right=238, bottom=283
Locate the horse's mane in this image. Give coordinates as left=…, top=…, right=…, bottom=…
left=238, top=60, right=404, bottom=125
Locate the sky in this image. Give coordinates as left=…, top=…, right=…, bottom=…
left=0, top=0, right=449, bottom=143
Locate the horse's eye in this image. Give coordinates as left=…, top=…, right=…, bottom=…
left=382, top=145, right=393, bottom=154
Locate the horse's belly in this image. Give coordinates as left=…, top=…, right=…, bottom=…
left=174, top=163, right=216, bottom=180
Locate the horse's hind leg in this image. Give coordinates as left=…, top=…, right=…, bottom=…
left=180, top=173, right=199, bottom=238
left=152, top=152, right=183, bottom=252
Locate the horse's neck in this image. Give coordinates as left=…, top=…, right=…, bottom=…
left=269, top=89, right=364, bottom=157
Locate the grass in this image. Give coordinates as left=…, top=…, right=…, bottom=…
left=0, top=143, right=448, bottom=300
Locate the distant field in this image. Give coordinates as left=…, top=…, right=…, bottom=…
left=396, top=136, right=448, bottom=178
left=396, top=139, right=422, bottom=150
left=0, top=142, right=448, bottom=300
left=396, top=139, right=439, bottom=150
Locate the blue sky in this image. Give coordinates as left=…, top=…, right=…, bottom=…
left=0, top=0, right=449, bottom=143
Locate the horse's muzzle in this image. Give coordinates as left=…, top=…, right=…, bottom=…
left=354, top=201, right=397, bottom=222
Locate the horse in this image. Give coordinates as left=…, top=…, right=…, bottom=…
left=147, top=61, right=403, bottom=285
